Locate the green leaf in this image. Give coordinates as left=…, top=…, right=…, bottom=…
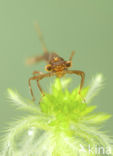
left=84, top=113, right=111, bottom=124
left=8, top=88, right=41, bottom=114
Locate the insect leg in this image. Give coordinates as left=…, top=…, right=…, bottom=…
left=28, top=76, right=38, bottom=101
left=28, top=73, right=55, bottom=101
left=26, top=55, right=45, bottom=65
left=36, top=72, right=55, bottom=97
left=66, top=70, right=85, bottom=94
left=32, top=71, right=43, bottom=75
left=32, top=71, right=46, bottom=96
left=69, top=51, right=76, bottom=61
left=34, top=22, right=48, bottom=53
left=36, top=80, right=45, bottom=96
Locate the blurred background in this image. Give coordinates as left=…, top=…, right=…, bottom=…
left=0, top=0, right=113, bottom=139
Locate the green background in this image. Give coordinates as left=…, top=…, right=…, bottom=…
left=0, top=0, right=113, bottom=139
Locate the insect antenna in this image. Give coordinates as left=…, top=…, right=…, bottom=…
left=34, top=22, right=48, bottom=54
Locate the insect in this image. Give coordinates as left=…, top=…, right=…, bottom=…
left=27, top=23, right=85, bottom=101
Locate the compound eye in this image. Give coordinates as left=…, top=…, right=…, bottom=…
left=66, top=61, right=72, bottom=67
left=45, top=64, right=52, bottom=71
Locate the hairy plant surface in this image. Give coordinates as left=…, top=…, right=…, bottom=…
left=0, top=75, right=113, bottom=156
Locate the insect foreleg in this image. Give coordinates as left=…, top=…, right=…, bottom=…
left=28, top=76, right=38, bottom=101
left=28, top=73, right=55, bottom=101
left=67, top=70, right=85, bottom=94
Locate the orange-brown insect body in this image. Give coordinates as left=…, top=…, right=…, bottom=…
left=27, top=23, right=85, bottom=101
left=44, top=53, right=71, bottom=77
